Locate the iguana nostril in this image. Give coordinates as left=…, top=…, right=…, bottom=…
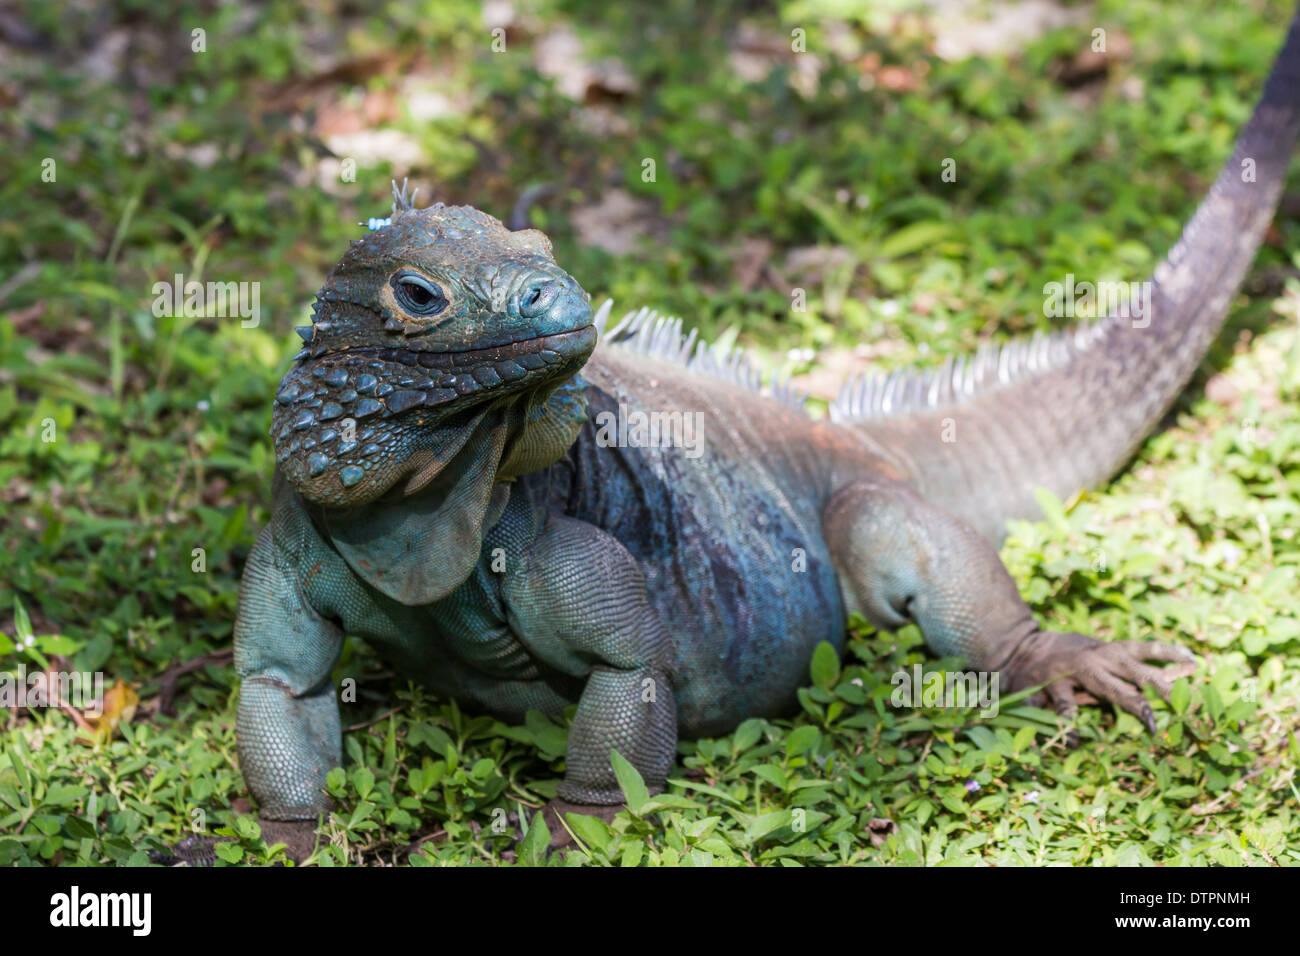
left=520, top=278, right=561, bottom=317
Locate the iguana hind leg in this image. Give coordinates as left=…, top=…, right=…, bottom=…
left=823, top=478, right=1195, bottom=730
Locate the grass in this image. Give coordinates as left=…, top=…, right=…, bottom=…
left=0, top=0, right=1297, bottom=865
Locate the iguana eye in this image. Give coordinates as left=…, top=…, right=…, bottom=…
left=391, top=272, right=448, bottom=317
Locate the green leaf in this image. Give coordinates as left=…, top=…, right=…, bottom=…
left=784, top=724, right=819, bottom=757
left=73, top=633, right=113, bottom=672
left=877, top=221, right=951, bottom=259
left=9, top=735, right=30, bottom=793
left=36, top=634, right=82, bottom=656
left=610, top=749, right=649, bottom=813
left=563, top=812, right=611, bottom=852
left=810, top=641, right=840, bottom=689
left=1119, top=553, right=1162, bottom=577
left=408, top=722, right=453, bottom=756
left=215, top=842, right=244, bottom=864
left=1169, top=677, right=1190, bottom=716
left=941, top=792, right=968, bottom=815
left=64, top=816, right=97, bottom=840
left=0, top=782, right=26, bottom=811
left=353, top=767, right=375, bottom=800
left=620, top=841, right=644, bottom=867
left=732, top=718, right=764, bottom=753
left=1113, top=843, right=1152, bottom=867
left=1031, top=487, right=1070, bottom=533
left=914, top=800, right=933, bottom=826
left=1012, top=724, right=1037, bottom=754
left=640, top=793, right=699, bottom=812
left=1203, top=683, right=1224, bottom=723
left=326, top=767, right=347, bottom=795
left=752, top=763, right=788, bottom=790
left=744, top=809, right=794, bottom=842
left=518, top=812, right=550, bottom=866
left=668, top=778, right=743, bottom=806
left=522, top=710, right=568, bottom=760
left=13, top=598, right=33, bottom=643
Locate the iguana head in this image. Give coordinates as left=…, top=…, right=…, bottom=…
left=272, top=187, right=596, bottom=510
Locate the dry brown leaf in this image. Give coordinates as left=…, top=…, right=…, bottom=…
left=79, top=679, right=139, bottom=745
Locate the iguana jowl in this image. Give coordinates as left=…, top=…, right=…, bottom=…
left=234, top=13, right=1300, bottom=842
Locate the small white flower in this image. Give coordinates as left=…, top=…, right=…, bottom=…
left=1025, top=790, right=1040, bottom=804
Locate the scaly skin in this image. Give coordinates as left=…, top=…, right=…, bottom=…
left=231, top=13, right=1300, bottom=855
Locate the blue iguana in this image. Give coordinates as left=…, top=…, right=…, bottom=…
left=226, top=13, right=1300, bottom=857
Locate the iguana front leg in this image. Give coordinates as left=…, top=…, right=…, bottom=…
left=496, top=512, right=678, bottom=817
left=234, top=523, right=345, bottom=822
left=824, top=478, right=1196, bottom=730
left=149, top=516, right=348, bottom=864
left=233, top=491, right=584, bottom=854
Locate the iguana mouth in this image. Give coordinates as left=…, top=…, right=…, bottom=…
left=271, top=325, right=596, bottom=506
left=323, top=323, right=596, bottom=378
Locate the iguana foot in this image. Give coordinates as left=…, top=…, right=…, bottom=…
left=148, top=833, right=231, bottom=866
left=147, top=817, right=319, bottom=866
left=258, top=818, right=321, bottom=863
left=1002, top=632, right=1197, bottom=735
left=540, top=798, right=624, bottom=849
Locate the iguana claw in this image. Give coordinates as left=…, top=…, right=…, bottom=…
left=147, top=817, right=319, bottom=866
left=1003, top=632, right=1198, bottom=739
left=148, top=833, right=229, bottom=867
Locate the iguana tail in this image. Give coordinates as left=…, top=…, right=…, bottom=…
left=834, top=10, right=1300, bottom=542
